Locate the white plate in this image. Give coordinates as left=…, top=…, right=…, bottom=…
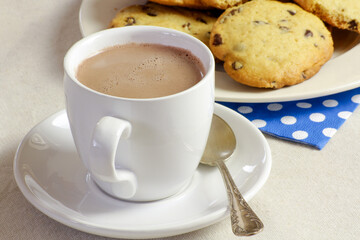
left=79, top=0, right=360, bottom=103
left=14, top=103, right=271, bottom=239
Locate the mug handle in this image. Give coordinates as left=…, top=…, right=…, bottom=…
left=89, top=116, right=137, bottom=199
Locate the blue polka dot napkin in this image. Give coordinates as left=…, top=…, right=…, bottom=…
left=218, top=88, right=360, bottom=150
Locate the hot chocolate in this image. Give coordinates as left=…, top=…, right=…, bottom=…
left=76, top=43, right=205, bottom=98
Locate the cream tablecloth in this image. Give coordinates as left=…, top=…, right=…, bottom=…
left=1, top=0, right=360, bottom=239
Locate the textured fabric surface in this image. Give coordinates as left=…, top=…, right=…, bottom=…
left=1, top=0, right=360, bottom=239
left=219, top=87, right=360, bottom=149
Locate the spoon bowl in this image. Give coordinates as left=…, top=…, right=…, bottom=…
left=201, top=114, right=264, bottom=236
left=201, top=114, right=236, bottom=166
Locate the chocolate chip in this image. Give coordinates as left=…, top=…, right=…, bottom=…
left=304, top=29, right=313, bottom=38
left=302, top=72, right=307, bottom=79
left=229, top=7, right=242, bottom=15
left=125, top=17, right=136, bottom=26
left=320, top=34, right=325, bottom=39
left=232, top=61, right=243, bottom=70
left=147, top=12, right=157, bottom=17
left=213, top=34, right=223, bottom=46
left=220, top=7, right=242, bottom=24
left=253, top=20, right=269, bottom=25
left=142, top=6, right=157, bottom=16
left=287, top=9, right=296, bottom=16
left=196, top=17, right=207, bottom=24
left=182, top=22, right=191, bottom=30
left=348, top=20, right=358, bottom=30
left=279, top=26, right=290, bottom=32
left=219, top=16, right=229, bottom=24
left=230, top=9, right=237, bottom=15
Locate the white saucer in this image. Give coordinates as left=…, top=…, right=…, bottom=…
left=14, top=103, right=271, bottom=239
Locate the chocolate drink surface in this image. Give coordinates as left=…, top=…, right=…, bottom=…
left=76, top=43, right=205, bottom=98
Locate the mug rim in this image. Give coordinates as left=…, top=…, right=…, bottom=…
left=64, top=26, right=215, bottom=102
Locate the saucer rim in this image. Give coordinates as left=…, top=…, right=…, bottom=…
left=13, top=103, right=271, bottom=239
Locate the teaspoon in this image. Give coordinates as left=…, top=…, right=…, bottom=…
left=200, top=114, right=264, bottom=236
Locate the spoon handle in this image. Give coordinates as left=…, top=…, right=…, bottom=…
left=216, top=160, right=264, bottom=236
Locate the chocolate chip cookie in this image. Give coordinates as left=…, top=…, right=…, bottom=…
left=110, top=3, right=217, bottom=47
left=210, top=0, right=334, bottom=88
left=294, top=0, right=360, bottom=33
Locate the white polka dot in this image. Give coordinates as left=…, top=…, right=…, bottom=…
left=296, top=102, right=312, bottom=108
left=338, top=111, right=352, bottom=119
left=281, top=116, right=297, bottom=125
left=267, top=103, right=283, bottom=111
left=292, top=130, right=308, bottom=140
left=323, top=99, right=338, bottom=107
left=309, top=113, right=326, bottom=122
left=252, top=119, right=267, bottom=128
left=351, top=94, right=360, bottom=103
left=322, top=128, right=337, bottom=137
left=237, top=106, right=253, bottom=114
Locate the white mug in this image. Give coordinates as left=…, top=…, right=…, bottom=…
left=64, top=26, right=215, bottom=201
